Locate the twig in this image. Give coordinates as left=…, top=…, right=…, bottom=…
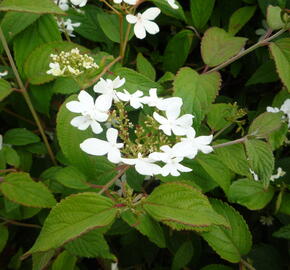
left=0, top=168, right=17, bottom=173
left=240, top=259, right=256, bottom=270
left=3, top=108, right=36, bottom=126
left=212, top=137, right=247, bottom=149
left=0, top=26, right=57, bottom=165
left=0, top=218, right=41, bottom=229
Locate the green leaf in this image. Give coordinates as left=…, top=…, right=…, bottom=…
left=0, top=173, right=56, bottom=208
left=97, top=12, right=133, bottom=43
left=173, top=67, right=221, bottom=127
left=32, top=250, right=55, bottom=270
left=3, top=128, right=40, bottom=146
left=190, top=0, right=215, bottom=30
left=201, top=27, right=247, bottom=67
left=55, top=166, right=89, bottom=190
left=26, top=192, right=117, bottom=254
left=267, top=5, right=284, bottom=30
left=121, top=211, right=166, bottom=248
left=24, top=41, right=90, bottom=85
left=52, top=77, right=80, bottom=94
left=200, top=199, right=252, bottom=263
left=0, top=0, right=66, bottom=15
left=163, top=30, right=195, bottom=73
left=200, top=264, right=233, bottom=270
left=171, top=240, right=194, bottom=270
left=228, top=178, right=275, bottom=210
left=268, top=122, right=288, bottom=149
left=273, top=224, right=290, bottom=239
left=270, top=38, right=290, bottom=92
left=143, top=182, right=228, bottom=231
left=279, top=192, right=290, bottom=215
left=2, top=145, right=20, bottom=167
left=14, top=14, right=61, bottom=77
left=214, top=143, right=250, bottom=177
left=56, top=95, right=115, bottom=180
left=65, top=229, right=115, bottom=260
left=246, top=60, right=279, bottom=86
left=0, top=79, right=12, bottom=101
left=151, top=0, right=186, bottom=21
left=245, top=139, right=274, bottom=184
left=51, top=251, right=77, bottom=270
left=228, top=6, right=256, bottom=35
left=137, top=53, right=156, bottom=81
left=115, top=67, right=164, bottom=95
left=0, top=224, right=8, bottom=253
left=196, top=153, right=232, bottom=193
left=248, top=111, right=283, bottom=138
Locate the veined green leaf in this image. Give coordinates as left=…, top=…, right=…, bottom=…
left=51, top=251, right=77, bottom=270
left=0, top=79, right=12, bottom=102
left=190, top=0, right=215, bottom=30
left=151, top=0, right=186, bottom=21
left=137, top=53, right=156, bottom=81
left=267, top=5, right=285, bottom=30
left=3, top=128, right=40, bottom=146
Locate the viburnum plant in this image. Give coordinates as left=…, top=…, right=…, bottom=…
left=0, top=0, right=290, bottom=269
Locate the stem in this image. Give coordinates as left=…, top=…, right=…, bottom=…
left=119, top=15, right=124, bottom=56
left=0, top=26, right=57, bottom=165
left=206, top=28, right=288, bottom=74
left=3, top=108, right=37, bottom=126
left=0, top=218, right=41, bottom=229
left=0, top=168, right=17, bottom=173
left=212, top=137, right=247, bottom=149
left=120, top=24, right=132, bottom=61
left=241, top=259, right=256, bottom=270
left=213, top=123, right=232, bottom=139
left=101, top=0, right=121, bottom=15
left=98, top=165, right=130, bottom=195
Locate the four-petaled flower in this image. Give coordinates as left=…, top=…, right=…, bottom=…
left=117, top=90, right=144, bottom=109
left=80, top=128, right=124, bottom=163
left=126, top=7, right=161, bottom=39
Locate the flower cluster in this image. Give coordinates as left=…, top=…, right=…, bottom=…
left=250, top=167, right=286, bottom=182
left=47, top=48, right=99, bottom=77
left=66, top=76, right=213, bottom=177
left=57, top=18, right=81, bottom=37
left=267, top=99, right=290, bottom=127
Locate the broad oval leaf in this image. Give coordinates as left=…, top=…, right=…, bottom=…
left=190, top=0, right=215, bottom=30
left=51, top=251, right=77, bottom=270
left=228, top=178, right=275, bottom=210
left=0, top=79, right=12, bottom=101
left=201, top=199, right=252, bottom=263
left=26, top=192, right=117, bottom=254
left=136, top=53, right=156, bottom=81
left=3, top=128, right=40, bottom=146
left=151, top=0, right=186, bottom=21
left=267, top=5, right=284, bottom=30
left=143, top=182, right=228, bottom=231
left=0, top=173, right=56, bottom=208
left=201, top=27, right=247, bottom=67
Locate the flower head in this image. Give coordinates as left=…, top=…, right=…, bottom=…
left=80, top=128, right=124, bottom=163
left=59, top=18, right=81, bottom=37
left=117, top=90, right=144, bottom=109
left=126, top=7, right=161, bottom=39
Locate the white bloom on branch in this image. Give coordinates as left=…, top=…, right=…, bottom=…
left=47, top=62, right=65, bottom=76
left=267, top=99, right=290, bottom=127
left=54, top=0, right=69, bottom=11
left=122, top=153, right=161, bottom=176
left=80, top=128, right=124, bottom=163
left=70, top=0, right=87, bottom=7
left=266, top=106, right=280, bottom=113
left=153, top=105, right=194, bottom=136
left=117, top=90, right=144, bottom=109
left=149, top=145, right=192, bottom=176
left=113, top=0, right=137, bottom=5
left=126, top=7, right=161, bottom=39
left=270, top=167, right=286, bottom=181
left=174, top=129, right=213, bottom=159
left=66, top=90, right=111, bottom=134
left=167, top=0, right=178, bottom=9
left=58, top=18, right=81, bottom=37
left=249, top=169, right=259, bottom=181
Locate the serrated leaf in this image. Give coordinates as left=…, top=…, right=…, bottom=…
left=200, top=199, right=252, bottom=263
left=26, top=192, right=117, bottom=255
left=0, top=224, right=8, bottom=253
left=32, top=250, right=55, bottom=270
left=3, top=128, right=40, bottom=146
left=52, top=77, right=80, bottom=94
left=228, top=178, right=275, bottom=210
left=245, top=139, right=274, bottom=184
left=2, top=145, right=20, bottom=167
left=56, top=95, right=115, bottom=180
left=24, top=41, right=90, bottom=85
left=270, top=38, right=290, bottom=92
left=190, top=0, right=215, bottom=30
left=51, top=251, right=77, bottom=270
left=0, top=173, right=56, bottom=208
left=171, top=240, right=193, bottom=270
left=137, top=53, right=156, bottom=81
left=0, top=0, right=66, bottom=15
left=173, top=67, right=221, bottom=127
left=65, top=229, right=115, bottom=260
left=163, top=30, right=195, bottom=73
left=151, top=0, right=186, bottom=21
left=143, top=182, right=228, bottom=231
left=0, top=79, right=12, bottom=102
left=228, top=6, right=256, bottom=35
left=248, top=111, right=283, bottom=138
left=267, top=5, right=284, bottom=30
left=201, top=27, right=247, bottom=67
left=121, top=211, right=166, bottom=248
left=273, top=224, right=290, bottom=239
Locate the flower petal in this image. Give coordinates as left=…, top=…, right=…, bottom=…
left=142, top=7, right=161, bottom=21
left=80, top=138, right=109, bottom=156
left=95, top=94, right=112, bottom=111
left=106, top=128, right=118, bottom=143
left=66, top=101, right=84, bottom=113
left=107, top=148, right=122, bottom=164
left=78, top=90, right=94, bottom=107
left=134, top=22, right=146, bottom=39
left=113, top=76, right=126, bottom=89
left=90, top=121, right=103, bottom=134
left=143, top=20, right=159, bottom=35
left=166, top=105, right=180, bottom=120
left=176, top=114, right=194, bottom=127
left=126, top=14, right=137, bottom=24
left=153, top=112, right=167, bottom=124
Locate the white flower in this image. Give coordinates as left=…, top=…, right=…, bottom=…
left=266, top=106, right=280, bottom=113
left=0, top=70, right=8, bottom=78
left=249, top=169, right=259, bottom=181
left=70, top=0, right=87, bottom=7
left=117, top=90, right=144, bottom=109
left=113, top=0, right=137, bottom=5
left=59, top=18, right=81, bottom=37
left=149, top=145, right=192, bottom=176
left=66, top=90, right=111, bottom=134
left=153, top=105, right=194, bottom=136
left=93, top=77, right=126, bottom=105
left=122, top=153, right=161, bottom=176
left=270, top=167, right=286, bottom=181
left=126, top=7, right=161, bottom=39
left=174, top=129, right=213, bottom=159
left=111, top=263, right=119, bottom=270
left=54, top=0, right=69, bottom=11
left=47, top=62, right=65, bottom=76
left=280, top=99, right=290, bottom=119
left=0, top=134, right=3, bottom=151
left=167, top=0, right=178, bottom=9
left=80, top=128, right=124, bottom=163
